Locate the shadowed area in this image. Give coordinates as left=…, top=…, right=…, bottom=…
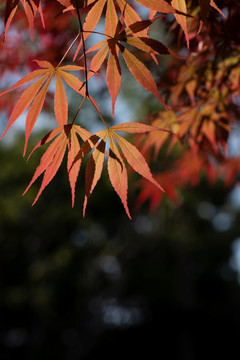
left=0, top=135, right=240, bottom=359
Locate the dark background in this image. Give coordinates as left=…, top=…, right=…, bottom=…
left=0, top=135, right=240, bottom=359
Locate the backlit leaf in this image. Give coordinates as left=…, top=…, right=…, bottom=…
left=113, top=131, right=164, bottom=191
left=54, top=72, right=68, bottom=126
left=135, top=0, right=176, bottom=13
left=89, top=44, right=109, bottom=79
left=27, top=127, right=64, bottom=161
left=106, top=47, right=121, bottom=118
left=108, top=132, right=131, bottom=219
left=105, top=0, right=118, bottom=38
left=172, top=0, right=189, bottom=48
left=0, top=62, right=88, bottom=145
left=111, top=122, right=167, bottom=134
left=0, top=68, right=49, bottom=96
left=31, top=133, right=68, bottom=205
left=23, top=130, right=67, bottom=198
left=0, top=72, right=51, bottom=140
left=83, top=137, right=106, bottom=216
left=121, top=47, right=169, bottom=110
left=24, top=75, right=53, bottom=156
left=210, top=0, right=226, bottom=18
left=4, top=0, right=19, bottom=40
left=67, top=125, right=92, bottom=207
left=58, top=70, right=85, bottom=95
left=68, top=126, right=82, bottom=207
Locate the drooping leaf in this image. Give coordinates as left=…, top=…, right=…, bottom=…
left=27, top=127, right=64, bottom=161
left=31, top=133, right=68, bottom=205
left=121, top=47, right=169, bottom=110
left=88, top=44, right=109, bottom=79
left=83, top=137, right=106, bottom=216
left=24, top=75, right=53, bottom=156
left=69, top=134, right=101, bottom=176
left=0, top=68, right=49, bottom=97
left=106, top=44, right=121, bottom=118
left=111, top=122, right=169, bottom=134
left=23, top=0, right=38, bottom=40
left=105, top=0, right=118, bottom=38
left=68, top=128, right=81, bottom=207
left=54, top=72, right=68, bottom=126
left=67, top=124, right=92, bottom=207
left=172, top=0, right=189, bottom=48
left=210, top=0, right=226, bottom=18
left=93, top=123, right=164, bottom=217
left=4, top=0, right=19, bottom=40
left=198, top=0, right=226, bottom=19
left=113, top=131, right=164, bottom=191
left=0, top=72, right=51, bottom=141
left=0, top=62, right=87, bottom=150
left=24, top=124, right=92, bottom=205
left=23, top=129, right=68, bottom=201
left=107, top=132, right=131, bottom=219
left=4, top=0, right=44, bottom=40
left=58, top=68, right=85, bottom=95
left=4, top=0, right=19, bottom=23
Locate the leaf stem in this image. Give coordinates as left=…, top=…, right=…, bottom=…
left=71, top=97, right=87, bottom=124
left=89, top=97, right=109, bottom=129
left=56, top=33, right=80, bottom=69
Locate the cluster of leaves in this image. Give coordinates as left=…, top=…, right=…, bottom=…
left=135, top=1, right=240, bottom=209
left=0, top=0, right=238, bottom=217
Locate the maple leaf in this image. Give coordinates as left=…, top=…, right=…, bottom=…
left=4, top=0, right=19, bottom=40
left=72, top=0, right=180, bottom=60
left=71, top=122, right=166, bottom=218
left=87, top=16, right=181, bottom=117
left=1, top=0, right=233, bottom=219
left=0, top=60, right=86, bottom=155
left=4, top=0, right=44, bottom=40
left=176, top=101, right=230, bottom=154
left=120, top=46, right=169, bottom=110
left=171, top=0, right=189, bottom=48
left=23, top=124, right=92, bottom=206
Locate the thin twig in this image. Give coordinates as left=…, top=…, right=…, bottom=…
left=74, top=0, right=89, bottom=96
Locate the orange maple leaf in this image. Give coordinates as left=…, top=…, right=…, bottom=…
left=73, top=122, right=166, bottom=218
left=0, top=61, right=86, bottom=155
left=23, top=124, right=92, bottom=206
left=4, top=0, right=44, bottom=40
